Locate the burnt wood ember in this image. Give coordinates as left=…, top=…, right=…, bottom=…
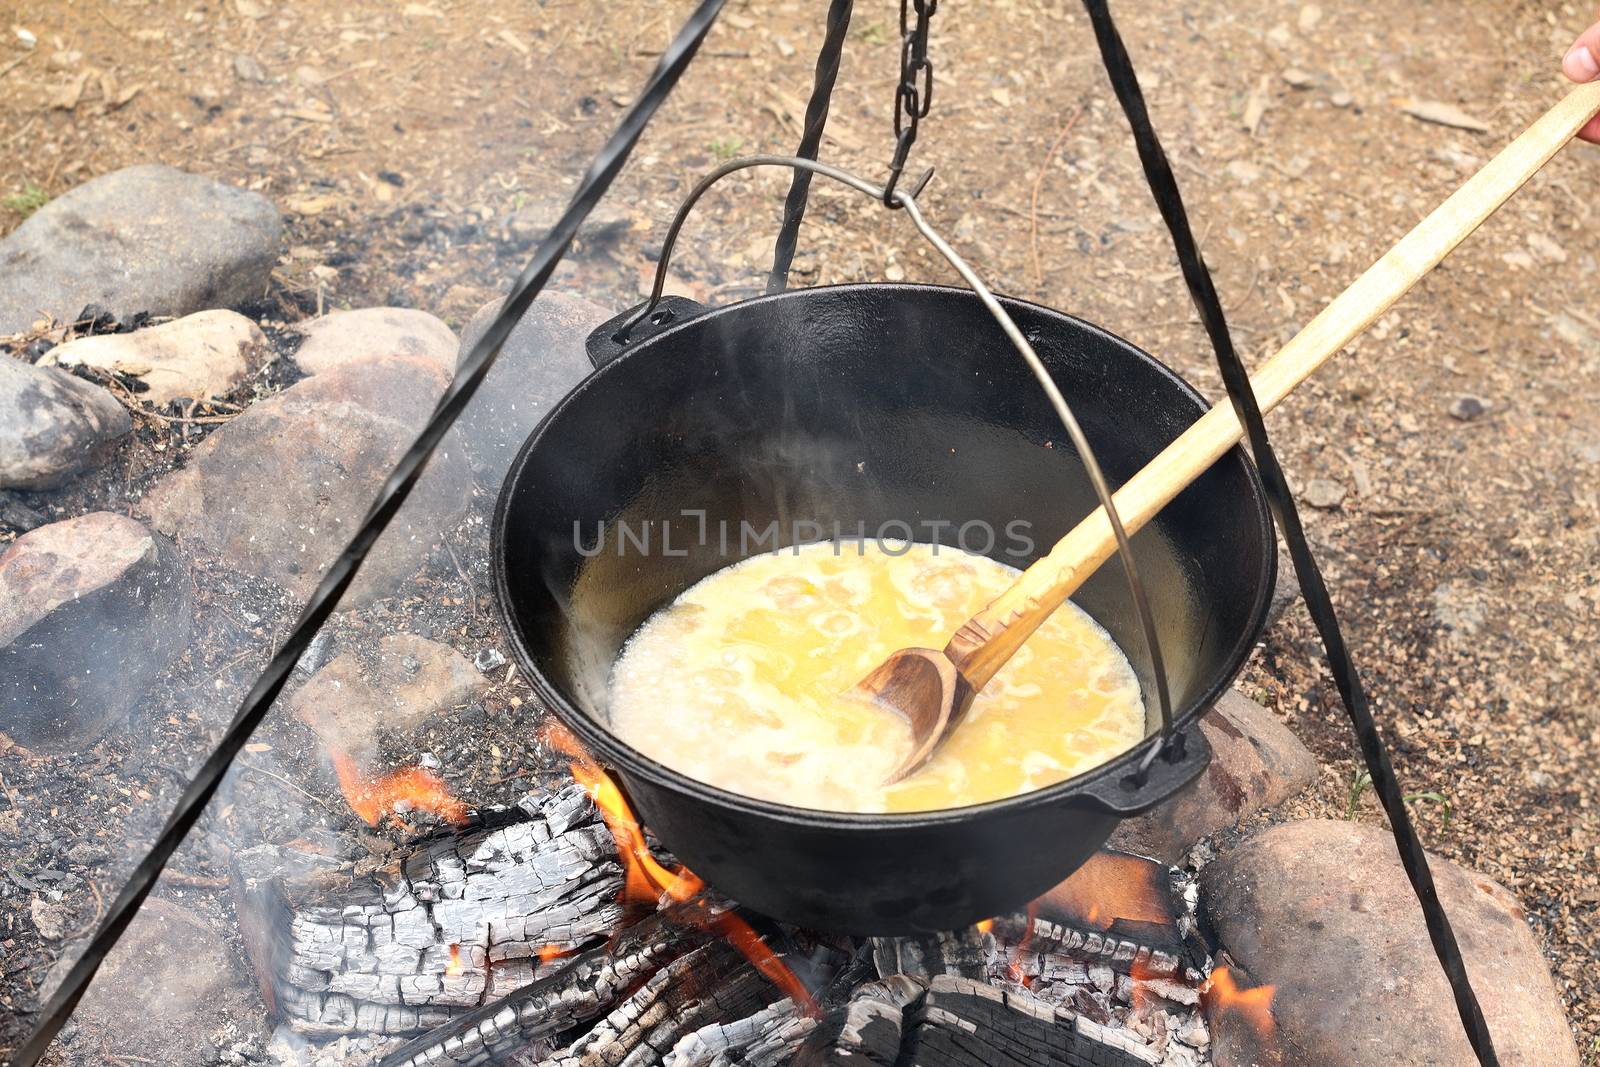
left=871, top=928, right=988, bottom=981
left=376, top=899, right=719, bottom=1067
left=904, top=975, right=1162, bottom=1067
left=991, top=915, right=1184, bottom=981
left=799, top=974, right=1161, bottom=1067
left=1036, top=852, right=1184, bottom=954
left=662, top=997, right=817, bottom=1067
left=539, top=941, right=800, bottom=1067
left=796, top=975, right=926, bottom=1065
left=231, top=786, right=629, bottom=1036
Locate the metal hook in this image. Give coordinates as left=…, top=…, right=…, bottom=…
left=624, top=154, right=1178, bottom=748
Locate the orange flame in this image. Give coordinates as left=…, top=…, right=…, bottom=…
left=538, top=721, right=818, bottom=1017
left=330, top=750, right=469, bottom=828
left=1128, top=954, right=1165, bottom=1018
left=975, top=918, right=995, bottom=935
left=1006, top=899, right=1040, bottom=987
left=1204, top=965, right=1276, bottom=1037
left=537, top=944, right=576, bottom=964
left=444, top=944, right=464, bottom=977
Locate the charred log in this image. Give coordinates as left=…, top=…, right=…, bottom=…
left=231, top=785, right=629, bottom=1037
left=799, top=973, right=1162, bottom=1067
left=795, top=975, right=927, bottom=1066
left=377, top=899, right=719, bottom=1067
left=902, top=975, right=1161, bottom=1067
left=991, top=915, right=1185, bottom=981
left=541, top=940, right=799, bottom=1067
left=871, top=926, right=987, bottom=981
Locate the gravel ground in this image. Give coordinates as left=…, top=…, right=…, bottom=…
left=1, top=0, right=1596, bottom=1062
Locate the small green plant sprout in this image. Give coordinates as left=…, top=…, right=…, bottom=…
left=707, top=136, right=744, bottom=161
left=854, top=22, right=888, bottom=46
left=1345, top=768, right=1454, bottom=827
left=3, top=181, right=49, bottom=219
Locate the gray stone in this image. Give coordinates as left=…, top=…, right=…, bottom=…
left=140, top=355, right=472, bottom=606
left=41, top=309, right=267, bottom=405
left=454, top=292, right=611, bottom=490
left=46, top=897, right=260, bottom=1065
left=286, top=632, right=485, bottom=766
left=1109, top=689, right=1317, bottom=863
left=0, top=164, right=282, bottom=334
left=294, top=306, right=458, bottom=378
left=0, top=356, right=131, bottom=490
left=1448, top=394, right=1492, bottom=421
left=1202, top=820, right=1580, bottom=1067
left=30, top=896, right=72, bottom=940
left=1302, top=477, right=1347, bottom=509
left=0, top=512, right=191, bottom=752
left=233, top=53, right=267, bottom=83
left=1432, top=580, right=1486, bottom=641
left=0, top=491, right=46, bottom=532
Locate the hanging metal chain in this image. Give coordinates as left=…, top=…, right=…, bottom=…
left=882, top=0, right=937, bottom=204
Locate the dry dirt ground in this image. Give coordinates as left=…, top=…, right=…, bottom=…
left=1, top=0, right=1598, bottom=1062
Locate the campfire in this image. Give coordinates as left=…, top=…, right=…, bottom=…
left=6, top=3, right=1593, bottom=1067
left=229, top=718, right=1266, bottom=1067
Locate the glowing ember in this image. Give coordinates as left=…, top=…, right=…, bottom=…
left=537, top=944, right=576, bottom=964
left=1006, top=899, right=1041, bottom=986
left=444, top=945, right=464, bottom=978
left=1204, top=965, right=1276, bottom=1037
left=330, top=750, right=469, bottom=828
left=538, top=720, right=818, bottom=1017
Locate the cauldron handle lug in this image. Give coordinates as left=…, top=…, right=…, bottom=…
left=585, top=295, right=709, bottom=370
left=1072, top=725, right=1211, bottom=818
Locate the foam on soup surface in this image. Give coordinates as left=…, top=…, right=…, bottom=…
left=607, top=541, right=1145, bottom=813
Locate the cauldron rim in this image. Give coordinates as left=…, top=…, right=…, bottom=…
left=492, top=281, right=1277, bottom=831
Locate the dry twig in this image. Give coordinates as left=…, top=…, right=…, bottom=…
left=1029, top=102, right=1086, bottom=289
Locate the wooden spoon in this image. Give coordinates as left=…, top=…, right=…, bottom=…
left=857, top=82, right=1600, bottom=783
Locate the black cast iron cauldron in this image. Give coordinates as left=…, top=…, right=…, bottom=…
left=492, top=283, right=1276, bottom=935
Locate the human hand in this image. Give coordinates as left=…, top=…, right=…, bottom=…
left=1562, top=21, right=1600, bottom=141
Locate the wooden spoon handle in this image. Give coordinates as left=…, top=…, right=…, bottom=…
left=947, top=82, right=1600, bottom=690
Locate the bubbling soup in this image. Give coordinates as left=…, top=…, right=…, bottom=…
left=607, top=541, right=1146, bottom=813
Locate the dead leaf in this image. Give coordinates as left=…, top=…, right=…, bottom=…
left=497, top=28, right=530, bottom=56
left=991, top=86, right=1014, bottom=108
left=234, top=0, right=269, bottom=18
left=1397, top=98, right=1489, bottom=133
left=105, top=83, right=143, bottom=111
left=1242, top=75, right=1269, bottom=135
left=285, top=193, right=341, bottom=216
left=50, top=70, right=89, bottom=111
left=402, top=2, right=444, bottom=17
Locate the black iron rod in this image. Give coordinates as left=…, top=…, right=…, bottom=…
left=766, top=0, right=853, bottom=293
left=1077, top=2, right=1501, bottom=1064
left=5, top=4, right=726, bottom=1063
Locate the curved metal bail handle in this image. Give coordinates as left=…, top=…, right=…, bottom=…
left=624, top=154, right=1178, bottom=760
